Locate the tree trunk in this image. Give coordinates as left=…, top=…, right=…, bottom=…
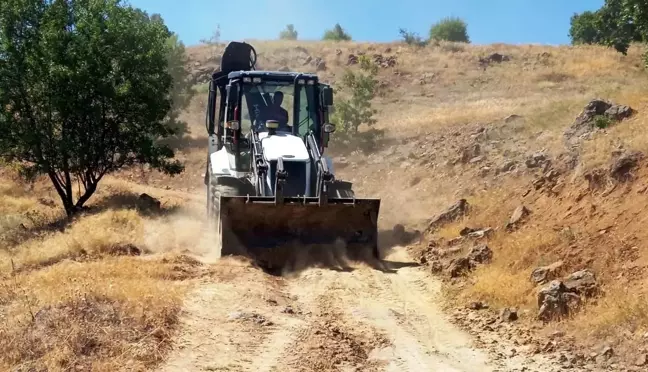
left=48, top=171, right=76, bottom=217
left=75, top=181, right=97, bottom=210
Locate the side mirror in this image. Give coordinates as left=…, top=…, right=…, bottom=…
left=323, top=123, right=336, bottom=133
left=321, top=86, right=334, bottom=107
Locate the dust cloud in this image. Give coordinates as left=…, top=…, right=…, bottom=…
left=139, top=201, right=223, bottom=263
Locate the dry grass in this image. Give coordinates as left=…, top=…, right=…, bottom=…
left=0, top=258, right=189, bottom=371
left=569, top=284, right=648, bottom=340
left=0, top=174, right=215, bottom=371
left=460, top=230, right=563, bottom=309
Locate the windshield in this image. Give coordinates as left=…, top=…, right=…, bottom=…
left=239, top=81, right=318, bottom=138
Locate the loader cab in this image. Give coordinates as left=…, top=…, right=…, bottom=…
left=230, top=71, right=334, bottom=145
left=207, top=72, right=334, bottom=149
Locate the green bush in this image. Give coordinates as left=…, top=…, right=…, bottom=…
left=594, top=115, right=612, bottom=129
left=429, top=17, right=470, bottom=43
left=323, top=23, right=352, bottom=41
left=279, top=24, right=298, bottom=40
left=332, top=55, right=378, bottom=135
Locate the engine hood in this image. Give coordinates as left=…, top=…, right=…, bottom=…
left=259, top=131, right=310, bottom=162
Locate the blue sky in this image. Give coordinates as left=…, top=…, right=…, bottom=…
left=128, top=0, right=604, bottom=46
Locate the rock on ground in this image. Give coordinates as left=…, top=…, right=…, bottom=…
left=564, top=99, right=635, bottom=148
left=537, top=269, right=599, bottom=321
left=530, top=261, right=564, bottom=285
left=427, top=199, right=469, bottom=231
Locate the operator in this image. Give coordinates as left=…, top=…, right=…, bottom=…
left=263, top=91, right=290, bottom=130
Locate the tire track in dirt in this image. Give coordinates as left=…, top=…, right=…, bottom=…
left=354, top=265, right=495, bottom=371
left=273, top=249, right=498, bottom=372
left=158, top=247, right=558, bottom=371
left=157, top=258, right=292, bottom=372
left=255, top=254, right=493, bottom=372
left=270, top=271, right=392, bottom=372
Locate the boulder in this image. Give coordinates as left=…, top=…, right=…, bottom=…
left=506, top=205, right=530, bottom=230
left=563, top=269, right=599, bottom=297
left=391, top=224, right=421, bottom=245
left=536, top=269, right=599, bottom=321
left=525, top=152, right=549, bottom=169
left=530, top=261, right=564, bottom=284
left=467, top=301, right=489, bottom=310
left=499, top=307, right=518, bottom=322
left=427, top=199, right=469, bottom=231
left=609, top=151, right=643, bottom=181
left=479, top=53, right=511, bottom=67
left=537, top=280, right=581, bottom=321
left=459, top=227, right=493, bottom=239
left=467, top=244, right=492, bottom=264
left=459, top=144, right=481, bottom=163
left=315, top=58, right=327, bottom=71
left=504, top=114, right=523, bottom=123
left=564, top=99, right=636, bottom=147
left=498, top=161, right=517, bottom=173
left=446, top=257, right=473, bottom=278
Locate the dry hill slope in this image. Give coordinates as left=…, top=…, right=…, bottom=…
left=2, top=39, right=648, bottom=371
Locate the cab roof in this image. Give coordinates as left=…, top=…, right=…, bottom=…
left=227, top=70, right=319, bottom=82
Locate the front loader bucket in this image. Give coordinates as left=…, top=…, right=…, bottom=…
left=218, top=196, right=380, bottom=270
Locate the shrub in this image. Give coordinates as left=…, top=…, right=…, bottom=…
left=399, top=28, right=427, bottom=47
left=429, top=17, right=470, bottom=43
left=323, top=23, right=352, bottom=41
left=331, top=55, right=379, bottom=146
left=279, top=24, right=298, bottom=40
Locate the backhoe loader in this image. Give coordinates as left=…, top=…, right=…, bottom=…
left=204, top=41, right=381, bottom=269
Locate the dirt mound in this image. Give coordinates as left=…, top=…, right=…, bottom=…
left=285, top=312, right=390, bottom=372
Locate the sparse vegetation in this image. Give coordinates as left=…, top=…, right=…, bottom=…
left=200, top=24, right=222, bottom=45
left=323, top=23, right=352, bottom=41
left=279, top=24, right=299, bottom=40
left=399, top=28, right=427, bottom=47
left=429, top=17, right=470, bottom=43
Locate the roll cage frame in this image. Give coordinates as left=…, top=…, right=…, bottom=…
left=206, top=70, right=334, bottom=154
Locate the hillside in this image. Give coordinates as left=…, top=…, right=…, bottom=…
left=3, top=39, right=648, bottom=371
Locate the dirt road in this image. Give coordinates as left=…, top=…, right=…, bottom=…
left=157, top=244, right=555, bottom=372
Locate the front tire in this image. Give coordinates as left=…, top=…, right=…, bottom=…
left=208, top=177, right=240, bottom=258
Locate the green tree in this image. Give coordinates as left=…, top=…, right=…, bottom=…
left=323, top=23, right=352, bottom=41
left=429, top=17, right=470, bottom=43
left=569, top=11, right=603, bottom=45
left=332, top=55, right=378, bottom=136
left=569, top=0, right=644, bottom=55
left=0, top=0, right=184, bottom=216
left=279, top=24, right=298, bottom=40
